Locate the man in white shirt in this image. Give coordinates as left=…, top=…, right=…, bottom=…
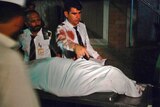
left=0, top=1, right=40, bottom=107
left=19, top=10, right=59, bottom=62
left=56, top=0, right=107, bottom=65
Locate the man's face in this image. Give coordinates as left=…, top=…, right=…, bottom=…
left=11, top=16, right=24, bottom=34
left=0, top=16, right=24, bottom=37
left=10, top=16, right=24, bottom=40
left=64, top=7, right=81, bottom=26
left=26, top=12, right=42, bottom=32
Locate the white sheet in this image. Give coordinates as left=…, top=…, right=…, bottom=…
left=28, top=57, right=142, bottom=97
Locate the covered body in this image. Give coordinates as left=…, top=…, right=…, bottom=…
left=29, top=57, right=142, bottom=97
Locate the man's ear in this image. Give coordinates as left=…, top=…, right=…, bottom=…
left=64, top=11, right=68, bottom=18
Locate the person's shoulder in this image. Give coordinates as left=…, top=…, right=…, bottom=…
left=42, top=27, right=52, bottom=38
left=58, top=21, right=65, bottom=27
left=57, top=21, right=68, bottom=31
left=0, top=45, right=22, bottom=61
left=19, top=29, right=30, bottom=39
left=79, top=21, right=86, bottom=28
left=21, top=29, right=30, bottom=34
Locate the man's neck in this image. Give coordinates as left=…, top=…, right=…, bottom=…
left=30, top=28, right=42, bottom=36
left=31, top=31, right=38, bottom=37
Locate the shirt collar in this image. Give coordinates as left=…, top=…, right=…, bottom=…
left=65, top=19, right=80, bottom=28
left=0, top=33, right=18, bottom=49
left=37, top=28, right=43, bottom=35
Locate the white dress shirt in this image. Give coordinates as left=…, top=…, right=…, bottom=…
left=56, top=19, right=100, bottom=59
left=19, top=28, right=52, bottom=62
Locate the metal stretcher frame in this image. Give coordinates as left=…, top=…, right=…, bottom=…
left=35, top=86, right=152, bottom=107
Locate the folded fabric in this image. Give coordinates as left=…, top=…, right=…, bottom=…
left=28, top=57, right=143, bottom=97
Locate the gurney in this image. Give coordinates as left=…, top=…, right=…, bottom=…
left=28, top=57, right=152, bottom=106
left=36, top=86, right=152, bottom=107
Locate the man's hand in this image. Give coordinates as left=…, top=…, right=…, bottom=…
left=74, top=44, right=90, bottom=59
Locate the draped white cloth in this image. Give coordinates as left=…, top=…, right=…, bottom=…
left=28, top=57, right=142, bottom=97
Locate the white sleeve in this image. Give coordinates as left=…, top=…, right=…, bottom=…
left=56, top=25, right=74, bottom=52
left=83, top=25, right=100, bottom=59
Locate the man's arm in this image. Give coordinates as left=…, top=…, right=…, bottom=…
left=83, top=25, right=103, bottom=59
left=57, top=35, right=90, bottom=59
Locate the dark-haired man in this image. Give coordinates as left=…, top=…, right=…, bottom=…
left=56, top=0, right=107, bottom=65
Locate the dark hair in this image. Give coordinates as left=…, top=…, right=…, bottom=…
left=64, top=0, right=82, bottom=12
left=24, top=10, right=45, bottom=27
left=25, top=1, right=35, bottom=11
left=26, top=1, right=35, bottom=8
left=0, top=1, right=24, bottom=23
left=24, top=10, right=40, bottom=22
